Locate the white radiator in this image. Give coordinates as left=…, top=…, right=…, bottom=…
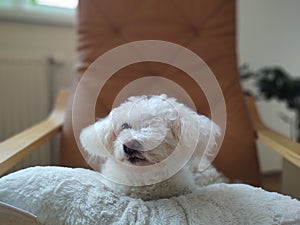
left=0, top=54, right=54, bottom=172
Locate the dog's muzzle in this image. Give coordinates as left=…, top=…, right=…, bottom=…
left=123, top=140, right=145, bottom=163
left=123, top=140, right=141, bottom=152
left=123, top=145, right=138, bottom=155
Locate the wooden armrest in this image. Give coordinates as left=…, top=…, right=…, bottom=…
left=0, top=89, right=69, bottom=176
left=0, top=201, right=40, bottom=225
left=245, top=95, right=300, bottom=168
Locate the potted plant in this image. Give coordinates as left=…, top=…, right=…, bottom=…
left=240, top=65, right=300, bottom=142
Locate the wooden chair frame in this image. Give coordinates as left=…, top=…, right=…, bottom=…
left=0, top=89, right=299, bottom=223
left=0, top=90, right=299, bottom=183
left=0, top=90, right=300, bottom=175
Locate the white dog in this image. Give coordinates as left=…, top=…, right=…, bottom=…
left=80, top=94, right=222, bottom=200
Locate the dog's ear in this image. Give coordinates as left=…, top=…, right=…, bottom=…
left=196, top=115, right=221, bottom=171
left=172, top=106, right=221, bottom=172
left=80, top=116, right=115, bottom=158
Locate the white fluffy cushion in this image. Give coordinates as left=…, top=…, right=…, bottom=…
left=0, top=166, right=300, bottom=225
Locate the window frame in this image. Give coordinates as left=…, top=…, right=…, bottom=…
left=0, top=0, right=77, bottom=27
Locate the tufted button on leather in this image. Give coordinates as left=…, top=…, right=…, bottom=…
left=190, top=26, right=201, bottom=37
left=111, top=26, right=122, bottom=36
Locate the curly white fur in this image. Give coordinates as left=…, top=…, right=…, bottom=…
left=80, top=94, right=221, bottom=200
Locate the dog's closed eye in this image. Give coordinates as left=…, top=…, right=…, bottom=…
left=121, top=123, right=131, bottom=130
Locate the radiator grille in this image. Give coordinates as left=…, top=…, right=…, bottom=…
left=0, top=54, right=52, bottom=171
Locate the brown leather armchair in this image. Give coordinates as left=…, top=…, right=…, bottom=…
left=1, top=0, right=300, bottom=207
left=60, top=0, right=261, bottom=185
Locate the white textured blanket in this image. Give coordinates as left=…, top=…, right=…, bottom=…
left=0, top=166, right=300, bottom=225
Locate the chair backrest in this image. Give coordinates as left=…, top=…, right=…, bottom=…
left=60, top=0, right=261, bottom=185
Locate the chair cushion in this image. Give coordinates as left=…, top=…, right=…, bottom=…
left=60, top=0, right=260, bottom=185
left=0, top=167, right=299, bottom=225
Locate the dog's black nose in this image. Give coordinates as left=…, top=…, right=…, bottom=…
left=123, top=145, right=137, bottom=155
left=123, top=140, right=141, bottom=155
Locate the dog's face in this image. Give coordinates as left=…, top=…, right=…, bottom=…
left=80, top=94, right=221, bottom=170
left=109, top=95, right=180, bottom=166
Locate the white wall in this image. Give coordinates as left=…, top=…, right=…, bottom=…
left=238, top=0, right=300, bottom=173
left=0, top=20, right=76, bottom=97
